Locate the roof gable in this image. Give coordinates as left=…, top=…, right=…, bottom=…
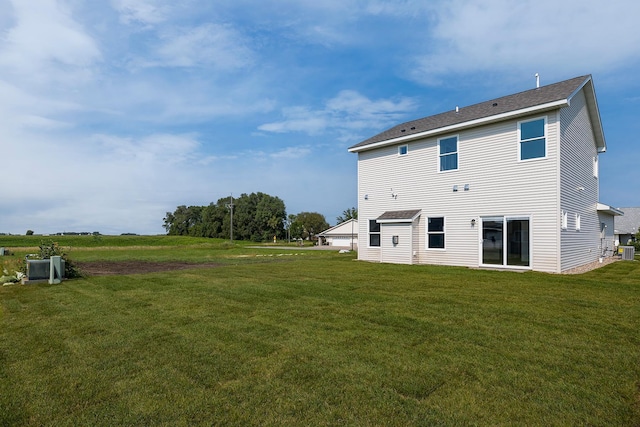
left=349, top=75, right=606, bottom=153
left=317, top=219, right=358, bottom=236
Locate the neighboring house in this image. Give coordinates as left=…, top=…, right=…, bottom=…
left=317, top=219, right=358, bottom=249
left=614, top=207, right=640, bottom=245
left=348, top=75, right=623, bottom=273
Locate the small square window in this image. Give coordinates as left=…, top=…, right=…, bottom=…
left=398, top=145, right=408, bottom=156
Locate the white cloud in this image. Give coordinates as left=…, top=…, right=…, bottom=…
left=270, top=146, right=312, bottom=159
left=258, top=107, right=328, bottom=134
left=0, top=80, right=83, bottom=130
left=0, top=0, right=101, bottom=84
left=93, top=133, right=202, bottom=165
left=258, top=90, right=416, bottom=138
left=0, top=129, right=211, bottom=234
left=111, top=0, right=170, bottom=26
left=411, top=0, right=640, bottom=84
left=153, top=23, right=255, bottom=70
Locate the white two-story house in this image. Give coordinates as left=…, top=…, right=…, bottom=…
left=348, top=75, right=622, bottom=273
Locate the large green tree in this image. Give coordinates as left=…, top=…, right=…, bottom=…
left=163, top=192, right=286, bottom=242
left=336, top=207, right=358, bottom=224
left=287, top=214, right=303, bottom=241
left=295, top=212, right=329, bottom=240
left=163, top=205, right=203, bottom=236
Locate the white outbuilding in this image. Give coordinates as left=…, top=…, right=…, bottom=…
left=317, top=219, right=358, bottom=250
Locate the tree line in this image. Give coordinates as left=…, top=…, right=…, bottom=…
left=163, top=192, right=340, bottom=242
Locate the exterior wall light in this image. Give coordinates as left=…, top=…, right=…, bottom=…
left=471, top=218, right=476, bottom=227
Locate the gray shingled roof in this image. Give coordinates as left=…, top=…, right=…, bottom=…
left=349, top=75, right=592, bottom=151
left=377, top=210, right=421, bottom=221
left=615, top=207, right=640, bottom=234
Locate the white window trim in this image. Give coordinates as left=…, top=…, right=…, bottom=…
left=517, top=116, right=547, bottom=162
left=575, top=213, right=581, bottom=231
left=437, top=135, right=459, bottom=172
left=561, top=210, right=568, bottom=230
left=398, top=144, right=408, bottom=156
left=593, top=156, right=599, bottom=178
left=426, top=216, right=446, bottom=251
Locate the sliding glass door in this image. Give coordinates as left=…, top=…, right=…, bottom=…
left=481, top=217, right=530, bottom=268
left=482, top=217, right=503, bottom=265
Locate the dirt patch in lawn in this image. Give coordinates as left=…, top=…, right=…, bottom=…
left=76, top=260, right=222, bottom=276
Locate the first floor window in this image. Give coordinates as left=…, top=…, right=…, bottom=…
left=427, top=217, right=445, bottom=249
left=369, top=219, right=380, bottom=247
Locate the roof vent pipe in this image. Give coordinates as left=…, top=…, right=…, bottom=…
left=535, top=73, right=540, bottom=88
left=455, top=106, right=459, bottom=113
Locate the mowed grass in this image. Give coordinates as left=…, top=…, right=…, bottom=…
left=1, top=237, right=639, bottom=426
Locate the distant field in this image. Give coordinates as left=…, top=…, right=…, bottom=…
left=0, top=234, right=231, bottom=248
left=1, top=235, right=639, bottom=426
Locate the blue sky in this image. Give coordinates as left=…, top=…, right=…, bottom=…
left=1, top=0, right=639, bottom=235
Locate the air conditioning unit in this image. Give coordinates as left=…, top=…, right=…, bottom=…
left=621, top=246, right=635, bottom=261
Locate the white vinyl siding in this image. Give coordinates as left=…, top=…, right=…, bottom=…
left=380, top=223, right=413, bottom=264
left=412, top=217, right=421, bottom=262
left=357, top=111, right=560, bottom=272
left=559, top=89, right=600, bottom=271
left=598, top=212, right=616, bottom=256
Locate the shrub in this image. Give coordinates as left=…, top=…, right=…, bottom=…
left=37, top=240, right=83, bottom=279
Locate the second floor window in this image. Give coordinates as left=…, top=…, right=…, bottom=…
left=519, top=117, right=546, bottom=160
left=439, top=136, right=458, bottom=171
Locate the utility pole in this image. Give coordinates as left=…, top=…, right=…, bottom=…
left=226, top=193, right=234, bottom=243
left=351, top=219, right=354, bottom=251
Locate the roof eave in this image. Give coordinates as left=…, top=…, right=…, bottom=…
left=348, top=100, right=569, bottom=153
left=597, top=202, right=624, bottom=216
left=377, top=210, right=422, bottom=223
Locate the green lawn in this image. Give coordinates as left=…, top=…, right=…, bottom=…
left=1, top=236, right=639, bottom=426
